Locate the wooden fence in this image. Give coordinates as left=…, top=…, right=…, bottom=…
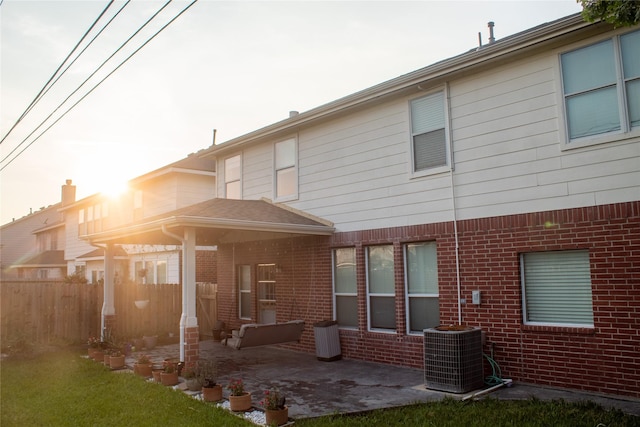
left=0, top=281, right=217, bottom=346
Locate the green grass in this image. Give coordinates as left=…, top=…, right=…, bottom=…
left=2, top=350, right=638, bottom=427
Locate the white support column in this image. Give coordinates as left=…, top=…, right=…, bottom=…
left=101, top=243, right=116, bottom=340
left=180, top=227, right=198, bottom=363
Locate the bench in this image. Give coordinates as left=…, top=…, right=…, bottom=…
left=223, top=320, right=305, bottom=349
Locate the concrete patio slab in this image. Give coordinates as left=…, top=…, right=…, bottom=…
left=126, top=340, right=640, bottom=419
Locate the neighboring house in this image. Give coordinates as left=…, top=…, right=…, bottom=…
left=59, top=153, right=217, bottom=285
left=83, top=13, right=638, bottom=399
left=0, top=180, right=76, bottom=280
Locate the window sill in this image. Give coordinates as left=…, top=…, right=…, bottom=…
left=522, top=324, right=595, bottom=335
left=561, top=128, right=640, bottom=151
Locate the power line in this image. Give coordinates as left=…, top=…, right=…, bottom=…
left=0, top=0, right=115, bottom=145
left=0, top=0, right=199, bottom=172
left=0, top=0, right=170, bottom=166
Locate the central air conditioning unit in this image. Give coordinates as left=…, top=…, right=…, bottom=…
left=424, top=326, right=484, bottom=393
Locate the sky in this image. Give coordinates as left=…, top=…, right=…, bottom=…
left=0, top=0, right=583, bottom=225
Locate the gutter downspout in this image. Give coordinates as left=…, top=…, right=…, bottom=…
left=446, top=82, right=463, bottom=325
left=92, top=242, right=114, bottom=340
left=161, top=225, right=187, bottom=363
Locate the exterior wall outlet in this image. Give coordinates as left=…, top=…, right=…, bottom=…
left=472, top=290, right=481, bottom=305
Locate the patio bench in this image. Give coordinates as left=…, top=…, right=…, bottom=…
left=223, top=320, right=305, bottom=349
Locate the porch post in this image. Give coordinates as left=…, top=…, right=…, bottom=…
left=101, top=243, right=116, bottom=341
left=180, top=227, right=199, bottom=366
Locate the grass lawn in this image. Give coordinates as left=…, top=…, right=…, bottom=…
left=1, top=350, right=637, bottom=427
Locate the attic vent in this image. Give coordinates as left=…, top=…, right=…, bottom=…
left=424, top=326, right=484, bottom=393
left=289, top=111, right=299, bottom=118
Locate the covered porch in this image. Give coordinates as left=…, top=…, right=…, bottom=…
left=86, top=198, right=334, bottom=367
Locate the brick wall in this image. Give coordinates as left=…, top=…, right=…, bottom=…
left=196, top=249, right=217, bottom=283
left=215, top=201, right=639, bottom=398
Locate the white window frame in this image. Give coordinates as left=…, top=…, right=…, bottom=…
left=404, top=242, right=439, bottom=335
left=366, top=245, right=396, bottom=333
left=224, top=154, right=242, bottom=199
left=408, top=86, right=451, bottom=178
left=559, top=29, right=640, bottom=150
left=332, top=247, right=358, bottom=329
left=520, top=250, right=594, bottom=328
left=273, top=137, right=298, bottom=202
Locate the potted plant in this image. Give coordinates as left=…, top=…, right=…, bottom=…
left=227, top=378, right=251, bottom=411
left=135, top=354, right=153, bottom=378
left=160, top=363, right=179, bottom=386
left=198, top=360, right=222, bottom=402
left=87, top=336, right=100, bottom=358
left=261, top=388, right=288, bottom=426
left=182, top=367, right=202, bottom=392
left=108, top=349, right=125, bottom=369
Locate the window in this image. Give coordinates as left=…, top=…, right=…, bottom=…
left=238, top=265, right=251, bottom=319
left=404, top=242, right=439, bottom=334
left=366, top=245, right=395, bottom=331
left=333, top=248, right=358, bottom=328
left=274, top=138, right=297, bottom=200
left=561, top=29, right=639, bottom=142
left=521, top=250, right=594, bottom=327
left=410, top=90, right=448, bottom=174
left=225, top=155, right=241, bottom=199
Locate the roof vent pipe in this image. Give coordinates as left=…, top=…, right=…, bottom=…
left=488, top=21, right=495, bottom=44
left=289, top=111, right=299, bottom=118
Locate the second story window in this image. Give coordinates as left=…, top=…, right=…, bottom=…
left=561, top=29, right=639, bottom=143
left=410, top=90, right=449, bottom=175
left=274, top=138, right=297, bottom=200
left=225, top=155, right=241, bottom=199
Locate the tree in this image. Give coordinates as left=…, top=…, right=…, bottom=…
left=579, top=0, right=640, bottom=27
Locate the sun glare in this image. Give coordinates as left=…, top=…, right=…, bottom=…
left=100, top=179, right=130, bottom=199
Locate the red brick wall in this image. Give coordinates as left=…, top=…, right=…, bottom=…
left=215, top=201, right=639, bottom=398
left=196, top=250, right=217, bottom=283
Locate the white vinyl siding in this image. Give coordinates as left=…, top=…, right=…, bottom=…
left=521, top=250, right=594, bottom=327
left=333, top=248, right=357, bottom=328
left=410, top=90, right=449, bottom=175
left=561, top=29, right=639, bottom=142
left=404, top=242, right=439, bottom=334
left=366, top=245, right=395, bottom=332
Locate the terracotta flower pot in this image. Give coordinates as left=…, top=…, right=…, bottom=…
left=135, top=363, right=153, bottom=378
left=109, top=355, right=125, bottom=369
left=265, top=406, right=289, bottom=426
left=229, top=392, right=252, bottom=411
left=92, top=350, right=104, bottom=362
left=152, top=369, right=163, bottom=382
left=202, top=384, right=223, bottom=402
left=161, top=371, right=179, bottom=386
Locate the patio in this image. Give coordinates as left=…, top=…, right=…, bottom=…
left=125, top=339, right=640, bottom=420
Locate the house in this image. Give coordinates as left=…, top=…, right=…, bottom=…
left=85, top=13, right=638, bottom=399
left=0, top=180, right=76, bottom=280
left=58, top=153, right=218, bottom=286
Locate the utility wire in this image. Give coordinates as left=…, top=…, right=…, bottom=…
left=19, top=1, right=133, bottom=128
left=0, top=0, right=199, bottom=172
left=0, top=0, right=115, bottom=145
left=0, top=0, right=170, bottom=166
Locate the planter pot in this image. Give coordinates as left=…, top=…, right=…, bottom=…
left=92, top=350, right=104, bottom=362
left=229, top=392, right=252, bottom=412
left=185, top=378, right=202, bottom=392
left=132, top=338, right=144, bottom=350
left=265, top=406, right=289, bottom=426
left=109, top=355, right=125, bottom=369
left=152, top=368, right=163, bottom=383
left=161, top=371, right=179, bottom=386
left=135, top=363, right=153, bottom=378
left=103, top=355, right=111, bottom=366
left=88, top=348, right=97, bottom=358
left=143, top=335, right=157, bottom=350
left=202, top=384, right=223, bottom=402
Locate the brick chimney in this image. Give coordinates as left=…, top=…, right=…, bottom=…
left=61, top=179, right=76, bottom=206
